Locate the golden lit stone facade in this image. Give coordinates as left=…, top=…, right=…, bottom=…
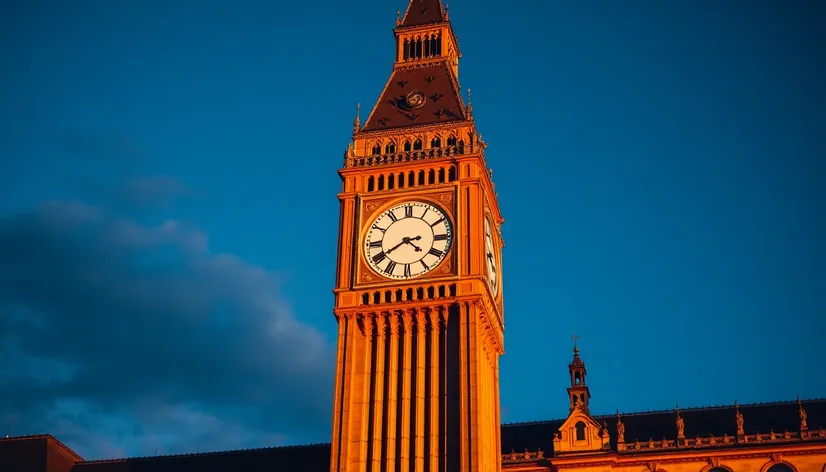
left=329, top=1, right=504, bottom=472
left=499, top=346, right=826, bottom=472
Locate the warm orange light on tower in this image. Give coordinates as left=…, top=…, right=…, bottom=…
left=328, top=1, right=504, bottom=471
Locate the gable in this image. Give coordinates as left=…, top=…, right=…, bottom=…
left=554, top=406, right=609, bottom=455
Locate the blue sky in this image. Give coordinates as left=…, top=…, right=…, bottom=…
left=1, top=0, right=824, bottom=461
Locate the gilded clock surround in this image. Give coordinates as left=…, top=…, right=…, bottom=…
left=356, top=189, right=459, bottom=287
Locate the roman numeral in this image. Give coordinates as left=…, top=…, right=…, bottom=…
left=372, top=224, right=387, bottom=233
left=372, top=252, right=387, bottom=264
left=430, top=217, right=445, bottom=227
left=433, top=233, right=448, bottom=241
left=420, top=260, right=429, bottom=270
left=421, top=207, right=429, bottom=219
left=385, top=261, right=397, bottom=275
left=368, top=240, right=383, bottom=248
left=403, top=264, right=411, bottom=278
left=387, top=211, right=398, bottom=222
left=404, top=205, right=413, bottom=217
left=428, top=247, right=444, bottom=257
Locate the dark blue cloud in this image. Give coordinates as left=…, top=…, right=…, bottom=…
left=0, top=197, right=335, bottom=459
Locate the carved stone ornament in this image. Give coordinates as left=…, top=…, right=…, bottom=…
left=439, top=193, right=452, bottom=203
left=646, top=461, right=658, bottom=472
left=439, top=260, right=452, bottom=274
left=706, top=457, right=720, bottom=467
left=735, top=404, right=744, bottom=434
left=363, top=273, right=375, bottom=282
left=771, top=453, right=783, bottom=464
left=366, top=202, right=379, bottom=212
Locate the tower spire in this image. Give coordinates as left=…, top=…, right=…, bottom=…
left=567, top=339, right=591, bottom=412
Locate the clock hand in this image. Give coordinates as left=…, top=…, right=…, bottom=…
left=385, top=238, right=407, bottom=254
left=403, top=235, right=423, bottom=252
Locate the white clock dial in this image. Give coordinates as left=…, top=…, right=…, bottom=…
left=365, top=201, right=452, bottom=280
left=484, top=218, right=499, bottom=295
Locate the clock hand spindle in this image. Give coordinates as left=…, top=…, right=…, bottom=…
left=404, top=235, right=423, bottom=252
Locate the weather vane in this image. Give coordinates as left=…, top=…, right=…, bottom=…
left=572, top=333, right=579, bottom=348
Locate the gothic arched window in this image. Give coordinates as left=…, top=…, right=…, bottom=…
left=371, top=143, right=381, bottom=155
left=767, top=465, right=795, bottom=472
left=403, top=140, right=412, bottom=152
left=431, top=136, right=441, bottom=148
left=413, top=139, right=423, bottom=151
left=385, top=142, right=396, bottom=154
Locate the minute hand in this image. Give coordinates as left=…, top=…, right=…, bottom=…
left=385, top=238, right=407, bottom=255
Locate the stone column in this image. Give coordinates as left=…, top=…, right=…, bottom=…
left=385, top=312, right=401, bottom=472
left=370, top=314, right=386, bottom=471
left=399, top=311, right=414, bottom=472
left=415, top=309, right=428, bottom=472
left=429, top=307, right=441, bottom=472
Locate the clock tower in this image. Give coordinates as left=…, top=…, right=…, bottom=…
left=329, top=1, right=504, bottom=471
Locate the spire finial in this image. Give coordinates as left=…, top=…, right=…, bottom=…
left=396, top=10, right=401, bottom=26
left=353, top=103, right=361, bottom=134
left=465, top=88, right=473, bottom=117
left=572, top=333, right=580, bottom=353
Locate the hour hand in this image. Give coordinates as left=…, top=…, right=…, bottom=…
left=405, top=235, right=422, bottom=252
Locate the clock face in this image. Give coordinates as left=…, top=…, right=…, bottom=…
left=484, top=218, right=499, bottom=296
left=365, top=201, right=452, bottom=280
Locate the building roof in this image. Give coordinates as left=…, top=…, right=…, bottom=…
left=500, top=398, right=826, bottom=457
left=3, top=398, right=821, bottom=472
left=0, top=433, right=85, bottom=461
left=399, top=0, right=445, bottom=28
left=70, top=443, right=330, bottom=472
left=360, top=63, right=466, bottom=133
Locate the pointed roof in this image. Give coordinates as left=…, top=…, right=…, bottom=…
left=569, top=346, right=585, bottom=368
left=361, top=63, right=466, bottom=132
left=399, top=0, right=445, bottom=28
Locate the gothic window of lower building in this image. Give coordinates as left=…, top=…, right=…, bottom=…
left=371, top=143, right=381, bottom=155
left=385, top=142, right=396, bottom=154
left=447, top=135, right=457, bottom=147
left=413, top=139, right=423, bottom=151
left=575, top=421, right=586, bottom=441
left=431, top=136, right=441, bottom=148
